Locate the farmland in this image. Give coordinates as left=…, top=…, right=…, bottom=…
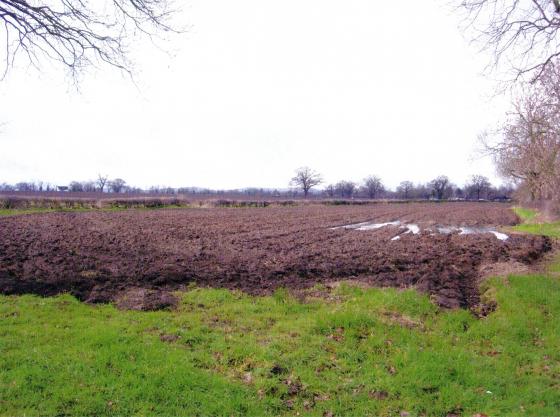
left=1, top=202, right=559, bottom=416
left=0, top=202, right=551, bottom=311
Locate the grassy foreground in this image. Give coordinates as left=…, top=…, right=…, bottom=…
left=1, top=279, right=560, bottom=416
left=1, top=207, right=560, bottom=416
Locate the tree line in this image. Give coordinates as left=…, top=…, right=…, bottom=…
left=290, top=167, right=512, bottom=201
left=0, top=171, right=513, bottom=201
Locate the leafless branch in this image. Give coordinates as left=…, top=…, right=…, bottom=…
left=457, top=0, right=560, bottom=82
left=0, top=0, right=179, bottom=81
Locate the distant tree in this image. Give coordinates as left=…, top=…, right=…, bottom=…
left=412, top=184, right=431, bottom=200
left=0, top=183, right=15, bottom=191
left=396, top=181, right=414, bottom=199
left=69, top=181, right=84, bottom=192
left=466, top=175, right=492, bottom=200
left=290, top=167, right=323, bottom=198
left=97, top=175, right=109, bottom=192
left=362, top=176, right=384, bottom=199
left=109, top=178, right=126, bottom=193
left=335, top=181, right=356, bottom=198
left=429, top=176, right=450, bottom=200
left=498, top=184, right=515, bottom=199
left=82, top=181, right=97, bottom=192
left=16, top=182, right=36, bottom=192
left=454, top=187, right=465, bottom=200
left=325, top=184, right=336, bottom=198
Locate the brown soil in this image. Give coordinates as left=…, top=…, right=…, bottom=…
left=478, top=261, right=532, bottom=280
left=0, top=203, right=551, bottom=310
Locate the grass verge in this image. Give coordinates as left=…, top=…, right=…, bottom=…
left=0, top=208, right=76, bottom=216
left=1, top=281, right=559, bottom=416
left=512, top=207, right=538, bottom=222
left=511, top=206, right=560, bottom=237
left=0, top=205, right=189, bottom=217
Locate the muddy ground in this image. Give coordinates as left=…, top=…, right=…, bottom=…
left=0, top=203, right=552, bottom=310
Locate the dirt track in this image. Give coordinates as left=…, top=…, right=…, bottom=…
left=0, top=203, right=552, bottom=309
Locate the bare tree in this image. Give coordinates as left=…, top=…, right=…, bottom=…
left=482, top=66, right=560, bottom=200
left=68, top=180, right=84, bottom=192
left=429, top=175, right=450, bottom=200
left=15, top=181, right=36, bottom=191
left=396, top=180, right=414, bottom=199
left=334, top=180, right=356, bottom=198
left=290, top=167, right=322, bottom=198
left=466, top=175, right=492, bottom=200
left=454, top=186, right=465, bottom=199
left=0, top=182, right=15, bottom=191
left=456, top=0, right=560, bottom=81
left=108, top=178, right=126, bottom=193
left=97, top=174, right=108, bottom=192
left=0, top=1, right=178, bottom=79
left=82, top=181, right=97, bottom=192
left=362, top=175, right=384, bottom=199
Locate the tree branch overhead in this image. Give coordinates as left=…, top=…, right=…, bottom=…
left=0, top=0, right=177, bottom=79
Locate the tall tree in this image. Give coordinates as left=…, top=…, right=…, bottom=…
left=109, top=178, right=126, bottom=193
left=290, top=167, right=322, bottom=198
left=396, top=181, right=414, bottom=199
left=467, top=175, right=491, bottom=200
left=482, top=64, right=560, bottom=200
left=334, top=180, right=356, bottom=198
left=362, top=176, right=384, bottom=199
left=68, top=181, right=84, bottom=192
left=429, top=176, right=450, bottom=200
left=97, top=174, right=108, bottom=193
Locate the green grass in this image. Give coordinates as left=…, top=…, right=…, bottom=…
left=1, top=281, right=559, bottom=416
left=0, top=207, right=71, bottom=216
left=0, top=205, right=190, bottom=217
left=511, top=206, right=560, bottom=237
left=0, top=206, right=102, bottom=216
left=512, top=206, right=538, bottom=222
left=513, top=221, right=560, bottom=238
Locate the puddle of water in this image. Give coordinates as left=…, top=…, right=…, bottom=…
left=356, top=221, right=400, bottom=231
left=331, top=221, right=374, bottom=230
left=405, top=224, right=420, bottom=234
left=391, top=224, right=420, bottom=241
left=438, top=226, right=509, bottom=241
left=333, top=221, right=509, bottom=241
left=489, top=231, right=509, bottom=241
left=331, top=220, right=401, bottom=230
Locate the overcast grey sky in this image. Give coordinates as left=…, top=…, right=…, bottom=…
left=0, top=0, right=508, bottom=190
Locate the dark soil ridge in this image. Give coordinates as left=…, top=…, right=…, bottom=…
left=0, top=203, right=552, bottom=310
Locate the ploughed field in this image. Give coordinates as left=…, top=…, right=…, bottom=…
left=0, top=203, right=551, bottom=310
